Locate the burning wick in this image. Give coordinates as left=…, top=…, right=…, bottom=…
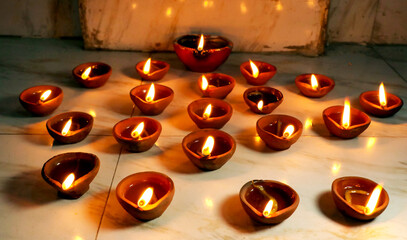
left=62, top=173, right=75, bottom=190
left=131, top=122, right=144, bottom=139
left=257, top=100, right=264, bottom=111
left=282, top=125, right=295, bottom=139
left=202, top=136, right=214, bottom=157
left=39, top=90, right=52, bottom=103
left=364, top=185, right=383, bottom=215
left=310, top=74, right=319, bottom=90
left=263, top=199, right=278, bottom=218
left=197, top=34, right=204, bottom=51
left=81, top=66, right=92, bottom=80
left=143, top=58, right=151, bottom=75
left=249, top=60, right=259, bottom=78
left=379, top=82, right=387, bottom=108
left=203, top=104, right=212, bottom=120
left=145, top=83, right=155, bottom=103
left=341, top=97, right=351, bottom=129
left=201, top=75, right=209, bottom=91
left=61, top=118, right=72, bottom=136
left=137, top=187, right=154, bottom=208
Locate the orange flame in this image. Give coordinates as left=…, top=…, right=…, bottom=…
left=263, top=199, right=277, bottom=218
left=203, top=104, right=212, bottom=119
left=61, top=118, right=72, bottom=136
left=143, top=58, right=151, bottom=74
left=137, top=187, right=154, bottom=208
left=131, top=122, right=144, bottom=139
left=379, top=82, right=387, bottom=107
left=62, top=173, right=75, bottom=190
left=310, top=74, right=319, bottom=90
left=201, top=75, right=209, bottom=91
left=341, top=97, right=351, bottom=129
left=197, top=34, right=204, bottom=51
left=282, top=125, right=295, bottom=138
left=202, top=136, right=214, bottom=156
left=257, top=100, right=264, bottom=111
left=146, top=83, right=155, bottom=102
left=40, top=90, right=52, bottom=102
left=364, top=185, right=383, bottom=215
left=81, top=67, right=92, bottom=80
left=249, top=60, right=259, bottom=78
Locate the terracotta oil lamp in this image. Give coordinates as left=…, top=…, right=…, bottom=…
left=130, top=83, right=174, bottom=116
left=295, top=73, right=335, bottom=98
left=173, top=34, right=233, bottom=72
left=46, top=111, right=93, bottom=144
left=187, top=98, right=233, bottom=129
left=240, top=60, right=277, bottom=86
left=332, top=176, right=389, bottom=221
left=116, top=171, right=175, bottom=221
left=198, top=73, right=235, bottom=99
left=359, top=82, right=403, bottom=117
left=240, top=180, right=300, bottom=224
left=323, top=97, right=371, bottom=139
left=256, top=115, right=303, bottom=150
left=41, top=152, right=100, bottom=199
left=135, top=58, right=170, bottom=81
left=19, top=85, right=63, bottom=116
left=243, top=86, right=283, bottom=114
left=182, top=129, right=236, bottom=171
left=72, top=62, right=112, bottom=88
left=113, top=117, right=162, bottom=152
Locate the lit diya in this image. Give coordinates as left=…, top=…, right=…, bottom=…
left=240, top=60, right=277, bottom=85
left=243, top=86, right=283, bottom=114
left=72, top=62, right=112, bottom=88
left=359, top=82, right=403, bottom=117
left=19, top=85, right=63, bottom=116
left=323, top=97, right=371, bottom=139
left=135, top=58, right=170, bottom=81
left=173, top=34, right=233, bottom=72
left=198, top=73, right=236, bottom=99
left=130, top=83, right=174, bottom=115
left=187, top=98, right=233, bottom=129
left=295, top=73, right=335, bottom=98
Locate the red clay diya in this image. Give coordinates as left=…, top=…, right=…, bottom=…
left=187, top=98, right=233, bottom=129
left=240, top=60, right=277, bottom=86
left=359, top=82, right=403, bottom=117
left=256, top=115, right=303, bottom=150
left=72, top=62, right=112, bottom=88
left=19, top=85, right=63, bottom=116
left=332, top=176, right=389, bottom=221
left=198, top=73, right=236, bottom=99
left=243, top=86, right=283, bottom=114
left=295, top=73, right=335, bottom=98
left=182, top=129, right=236, bottom=171
left=116, top=171, right=175, bottom=221
left=323, top=98, right=371, bottom=139
left=46, top=111, right=93, bottom=144
left=135, top=58, right=170, bottom=81
left=130, top=83, right=174, bottom=116
left=240, top=180, right=300, bottom=224
left=173, top=34, right=233, bottom=72
left=113, top=117, right=162, bottom=152
left=41, top=152, right=100, bottom=199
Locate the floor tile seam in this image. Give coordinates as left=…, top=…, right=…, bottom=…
left=370, top=46, right=407, bottom=83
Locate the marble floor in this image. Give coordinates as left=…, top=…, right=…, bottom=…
left=0, top=37, right=406, bottom=240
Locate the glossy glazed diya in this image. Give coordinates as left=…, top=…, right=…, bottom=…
left=198, top=73, right=236, bottom=99
left=72, top=62, right=112, bottom=88
left=187, top=98, right=233, bottom=129
left=295, top=73, right=335, bottom=98
left=243, top=86, right=283, bottom=114
left=130, top=83, right=174, bottom=116
left=135, top=58, right=170, bottom=81
left=19, top=85, right=63, bottom=116
left=240, top=60, right=277, bottom=86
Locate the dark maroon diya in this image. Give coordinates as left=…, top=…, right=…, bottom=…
left=187, top=98, right=233, bottom=129
left=359, top=83, right=403, bottom=117
left=173, top=34, right=233, bottom=72
left=240, top=60, right=277, bottom=86
left=243, top=86, right=283, bottom=114
left=19, top=85, right=63, bottom=116
left=72, top=62, right=112, bottom=88
left=130, top=83, right=174, bottom=116
left=135, top=58, right=170, bottom=81
left=295, top=73, right=335, bottom=98
left=198, top=73, right=235, bottom=99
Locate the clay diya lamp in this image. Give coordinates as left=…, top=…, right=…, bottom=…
left=198, top=73, right=236, bottom=99
left=359, top=82, right=403, bottom=117
left=240, top=180, right=300, bottom=224
left=41, top=152, right=100, bottom=199
left=135, top=58, right=170, bottom=81
left=72, top=62, right=112, bottom=88
left=116, top=171, right=175, bottom=221
left=243, top=86, right=283, bottom=114
left=240, top=60, right=277, bottom=86
left=19, top=85, right=63, bottom=116
left=173, top=34, right=233, bottom=72
left=332, top=176, right=389, bottom=221
left=295, top=73, right=335, bottom=98
left=130, top=83, right=174, bottom=116
left=46, top=111, right=93, bottom=144
left=113, top=117, right=162, bottom=152
left=182, top=129, right=236, bottom=171
left=323, top=97, right=371, bottom=139
left=187, top=98, right=233, bottom=129
left=256, top=115, right=303, bottom=150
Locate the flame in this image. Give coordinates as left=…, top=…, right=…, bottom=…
left=197, top=34, right=204, bottom=51
left=257, top=100, right=264, bottom=111
left=145, top=83, right=155, bottom=102
left=131, top=122, right=144, bottom=138
left=282, top=125, right=295, bottom=138
left=61, top=118, right=72, bottom=136
left=62, top=173, right=75, bottom=190
left=143, top=58, right=151, bottom=74
left=202, top=136, right=214, bottom=156
left=39, top=90, right=52, bottom=102
left=137, top=187, right=154, bottom=208
left=201, top=75, right=209, bottom=91
left=249, top=60, right=259, bottom=78
left=364, top=185, right=383, bottom=215
left=379, top=82, right=387, bottom=107
left=81, top=67, right=92, bottom=80
left=203, top=104, right=212, bottom=120
left=263, top=199, right=277, bottom=218
left=310, top=74, right=319, bottom=90
left=341, top=97, right=351, bottom=129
